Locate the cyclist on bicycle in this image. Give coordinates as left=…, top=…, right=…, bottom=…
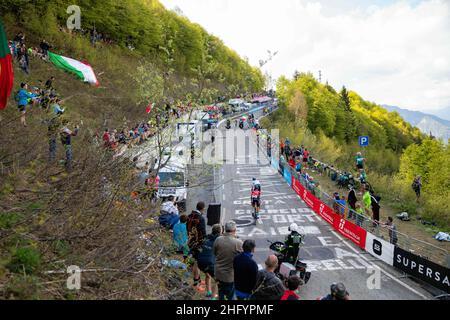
left=251, top=185, right=261, bottom=219
left=252, top=178, right=261, bottom=191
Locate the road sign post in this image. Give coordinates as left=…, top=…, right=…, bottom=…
left=359, top=136, right=369, bottom=147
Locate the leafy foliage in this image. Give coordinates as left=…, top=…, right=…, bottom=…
left=0, top=0, right=264, bottom=92
left=395, top=139, right=450, bottom=226
left=276, top=72, right=423, bottom=151
left=7, top=247, right=41, bottom=275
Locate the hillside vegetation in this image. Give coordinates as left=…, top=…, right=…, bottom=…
left=0, top=1, right=264, bottom=300
left=1, top=0, right=264, bottom=94
left=263, top=72, right=449, bottom=228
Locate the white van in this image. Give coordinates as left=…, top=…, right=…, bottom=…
left=228, top=99, right=247, bottom=112
left=156, top=146, right=189, bottom=212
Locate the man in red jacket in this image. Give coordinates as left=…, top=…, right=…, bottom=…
left=281, top=275, right=301, bottom=300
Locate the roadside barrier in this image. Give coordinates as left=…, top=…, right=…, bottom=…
left=256, top=127, right=450, bottom=294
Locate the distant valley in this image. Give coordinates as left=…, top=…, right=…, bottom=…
left=382, top=105, right=450, bottom=144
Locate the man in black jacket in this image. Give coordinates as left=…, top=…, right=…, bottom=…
left=347, top=185, right=357, bottom=219
left=187, top=201, right=207, bottom=287
left=234, top=240, right=258, bottom=300
left=251, top=255, right=285, bottom=300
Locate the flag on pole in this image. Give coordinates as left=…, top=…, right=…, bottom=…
left=0, top=19, right=14, bottom=110
left=146, top=102, right=155, bottom=114
left=48, top=51, right=99, bottom=86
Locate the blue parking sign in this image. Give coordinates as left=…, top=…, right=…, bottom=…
left=359, top=136, right=369, bottom=147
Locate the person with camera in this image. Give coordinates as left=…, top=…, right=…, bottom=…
left=319, top=283, right=350, bottom=300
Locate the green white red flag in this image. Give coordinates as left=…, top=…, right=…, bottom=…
left=0, top=19, right=14, bottom=110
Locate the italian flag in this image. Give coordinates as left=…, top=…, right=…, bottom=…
left=0, top=20, right=14, bottom=110
left=48, top=51, right=99, bottom=87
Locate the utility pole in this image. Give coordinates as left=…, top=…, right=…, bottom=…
left=318, top=70, right=322, bottom=83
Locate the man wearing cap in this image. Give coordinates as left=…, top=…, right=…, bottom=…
left=320, top=283, right=350, bottom=300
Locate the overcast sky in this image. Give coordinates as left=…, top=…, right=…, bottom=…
left=159, top=0, right=450, bottom=113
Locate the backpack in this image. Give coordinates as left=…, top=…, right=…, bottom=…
left=187, top=212, right=202, bottom=249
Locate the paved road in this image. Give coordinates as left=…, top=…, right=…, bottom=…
left=214, top=120, right=433, bottom=300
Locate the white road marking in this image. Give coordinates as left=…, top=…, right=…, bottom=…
left=330, top=230, right=428, bottom=299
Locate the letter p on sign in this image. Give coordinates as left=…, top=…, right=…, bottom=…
left=359, top=136, right=369, bottom=147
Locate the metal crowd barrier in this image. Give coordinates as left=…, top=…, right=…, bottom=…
left=257, top=128, right=450, bottom=269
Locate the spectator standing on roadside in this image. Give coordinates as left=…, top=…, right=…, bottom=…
left=60, top=119, right=79, bottom=171
left=213, top=221, right=243, bottom=300
left=347, top=185, right=357, bottom=219
left=233, top=239, right=258, bottom=300
left=251, top=255, right=285, bottom=300
left=319, top=283, right=350, bottom=300
left=187, top=202, right=207, bottom=288
left=302, top=148, right=310, bottom=169
left=173, top=214, right=189, bottom=258
left=355, top=202, right=366, bottom=227
left=411, top=176, right=422, bottom=202
left=197, top=224, right=222, bottom=300
left=16, top=82, right=35, bottom=127
left=355, top=152, right=365, bottom=170
left=370, top=193, right=381, bottom=226
left=281, top=275, right=301, bottom=300
left=362, top=185, right=372, bottom=217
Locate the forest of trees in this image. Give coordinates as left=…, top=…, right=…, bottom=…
left=0, top=1, right=266, bottom=299
left=269, top=72, right=449, bottom=227
left=0, top=0, right=265, bottom=93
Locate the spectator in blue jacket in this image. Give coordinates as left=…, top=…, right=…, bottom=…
left=173, top=215, right=189, bottom=258
left=16, top=83, right=35, bottom=127
left=197, top=224, right=222, bottom=299
left=233, top=239, right=259, bottom=300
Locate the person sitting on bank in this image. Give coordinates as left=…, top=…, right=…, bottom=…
left=159, top=195, right=180, bottom=229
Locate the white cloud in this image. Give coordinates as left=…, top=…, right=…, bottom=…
left=160, top=0, right=450, bottom=111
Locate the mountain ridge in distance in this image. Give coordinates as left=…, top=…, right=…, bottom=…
left=382, top=105, right=450, bottom=144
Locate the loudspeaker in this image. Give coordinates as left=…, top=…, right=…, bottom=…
left=207, top=203, right=221, bottom=226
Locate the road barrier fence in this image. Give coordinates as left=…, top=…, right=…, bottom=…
left=255, top=127, right=450, bottom=294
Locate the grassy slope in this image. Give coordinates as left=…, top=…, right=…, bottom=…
left=261, top=109, right=449, bottom=261
left=0, top=23, right=216, bottom=299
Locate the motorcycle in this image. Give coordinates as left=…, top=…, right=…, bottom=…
left=267, top=240, right=311, bottom=285
left=225, top=119, right=231, bottom=129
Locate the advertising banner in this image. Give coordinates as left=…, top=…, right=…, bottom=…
left=333, top=216, right=367, bottom=249
left=271, top=157, right=279, bottom=171
left=315, top=200, right=338, bottom=226
left=393, top=246, right=450, bottom=293
left=283, top=167, right=292, bottom=186
left=365, top=233, right=394, bottom=266
left=292, top=178, right=337, bottom=226
left=279, top=161, right=285, bottom=175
